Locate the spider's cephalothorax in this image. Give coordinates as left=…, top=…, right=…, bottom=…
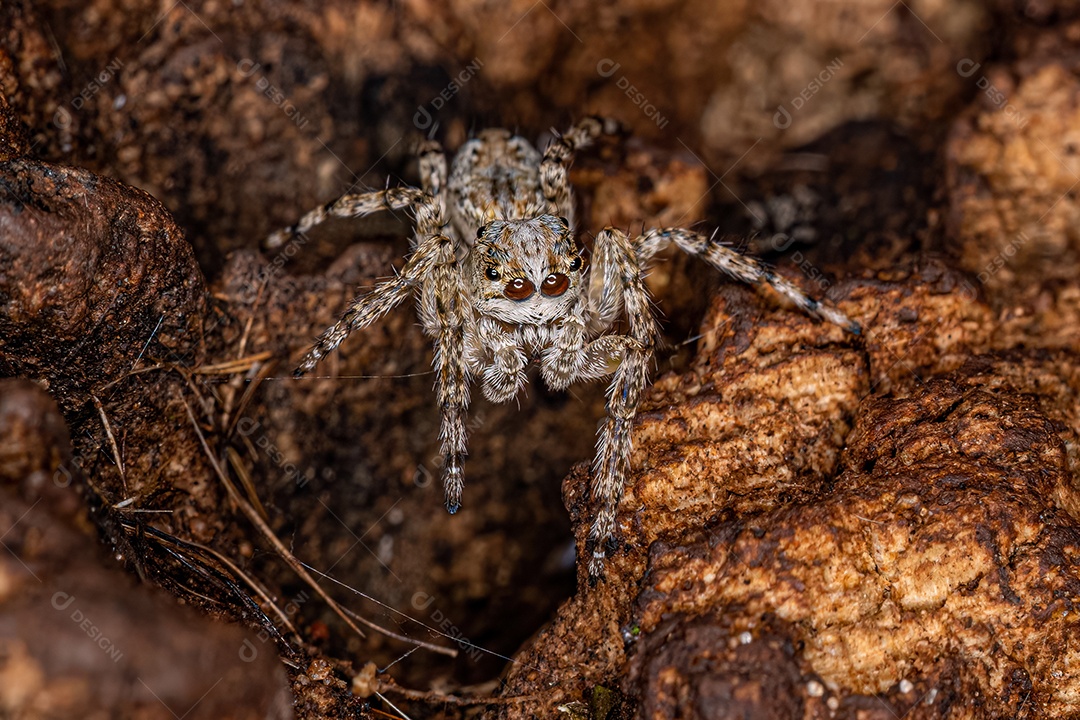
left=267, top=118, right=861, bottom=579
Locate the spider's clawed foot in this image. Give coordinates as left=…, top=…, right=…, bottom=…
left=587, top=554, right=606, bottom=585
left=584, top=534, right=620, bottom=582
left=292, top=351, right=321, bottom=378
left=442, top=463, right=464, bottom=514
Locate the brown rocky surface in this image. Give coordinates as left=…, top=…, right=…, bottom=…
left=946, top=28, right=1080, bottom=354
left=0, top=379, right=293, bottom=720
left=2, top=1, right=1080, bottom=719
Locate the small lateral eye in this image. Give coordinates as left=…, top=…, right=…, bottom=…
left=558, top=216, right=570, bottom=229
left=485, top=266, right=500, bottom=281
left=476, top=224, right=486, bottom=239
left=569, top=256, right=582, bottom=272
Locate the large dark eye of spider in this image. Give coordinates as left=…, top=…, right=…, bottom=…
left=541, top=272, right=570, bottom=297
left=504, top=277, right=535, bottom=300
left=569, top=256, right=583, bottom=272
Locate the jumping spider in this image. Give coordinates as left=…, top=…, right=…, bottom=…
left=267, top=117, right=860, bottom=579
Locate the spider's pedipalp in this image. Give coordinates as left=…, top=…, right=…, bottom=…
left=476, top=316, right=528, bottom=403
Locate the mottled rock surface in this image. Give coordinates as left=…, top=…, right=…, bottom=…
left=0, top=379, right=294, bottom=720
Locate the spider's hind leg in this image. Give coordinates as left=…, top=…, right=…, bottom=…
left=635, top=227, right=861, bottom=334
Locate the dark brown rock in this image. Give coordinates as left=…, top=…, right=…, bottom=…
left=0, top=157, right=207, bottom=409
left=628, top=613, right=826, bottom=720
left=633, top=369, right=1080, bottom=715
left=945, top=29, right=1080, bottom=353
left=0, top=378, right=294, bottom=720
left=0, top=377, right=87, bottom=528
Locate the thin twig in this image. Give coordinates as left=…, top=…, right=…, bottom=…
left=224, top=361, right=275, bottom=440
left=236, top=278, right=269, bottom=360
left=308, top=564, right=527, bottom=668
left=376, top=677, right=535, bottom=706
left=338, top=606, right=463, bottom=658
left=374, top=692, right=414, bottom=720
left=127, top=520, right=299, bottom=640
left=191, top=351, right=274, bottom=375
left=226, top=447, right=271, bottom=523
left=98, top=363, right=169, bottom=392
left=91, top=394, right=127, bottom=494
left=181, top=397, right=456, bottom=657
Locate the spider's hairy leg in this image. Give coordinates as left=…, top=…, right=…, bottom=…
left=292, top=180, right=452, bottom=376
left=414, top=137, right=448, bottom=203
left=635, top=228, right=862, bottom=334
left=264, top=187, right=427, bottom=250
left=584, top=227, right=660, bottom=580
left=541, top=116, right=623, bottom=222
left=294, top=233, right=442, bottom=376
left=422, top=238, right=473, bottom=513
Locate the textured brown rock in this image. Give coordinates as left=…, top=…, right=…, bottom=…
left=0, top=378, right=88, bottom=529
left=946, top=37, right=1080, bottom=353
left=0, top=1, right=64, bottom=159
left=0, top=146, right=231, bottom=559
left=0, top=154, right=207, bottom=408
left=496, top=261, right=1080, bottom=717
left=628, top=613, right=833, bottom=720
left=0, top=379, right=294, bottom=720
left=635, top=367, right=1080, bottom=715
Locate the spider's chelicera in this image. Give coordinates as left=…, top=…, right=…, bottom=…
left=266, top=117, right=860, bottom=579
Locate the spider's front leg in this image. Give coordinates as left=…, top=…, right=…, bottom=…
left=635, top=227, right=861, bottom=334
left=265, top=186, right=430, bottom=251
left=570, top=227, right=660, bottom=580
left=293, top=232, right=443, bottom=375
left=421, top=238, right=473, bottom=513
left=289, top=183, right=452, bottom=375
